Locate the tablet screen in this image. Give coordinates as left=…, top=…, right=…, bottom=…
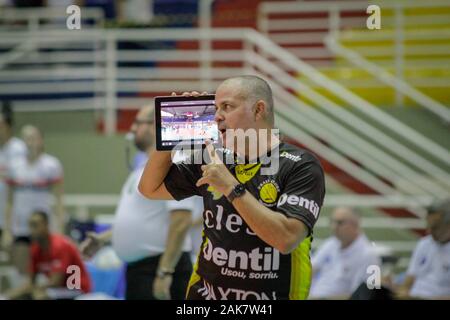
left=155, top=95, right=218, bottom=150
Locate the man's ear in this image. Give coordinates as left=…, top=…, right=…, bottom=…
left=253, top=100, right=266, bottom=122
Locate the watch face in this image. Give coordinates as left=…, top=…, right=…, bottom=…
left=235, top=184, right=246, bottom=194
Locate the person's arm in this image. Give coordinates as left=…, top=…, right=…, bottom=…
left=395, top=240, right=423, bottom=299
left=45, top=158, right=65, bottom=233
left=310, top=240, right=331, bottom=276
left=230, top=191, right=308, bottom=254
left=196, top=143, right=324, bottom=254
left=138, top=150, right=175, bottom=200
left=139, top=147, right=204, bottom=202
left=4, top=275, right=35, bottom=300
left=396, top=275, right=416, bottom=299
left=36, top=244, right=83, bottom=299
left=153, top=208, right=193, bottom=300
left=41, top=273, right=65, bottom=290
left=30, top=267, right=70, bottom=300
left=2, top=185, right=14, bottom=248
left=79, top=229, right=113, bottom=259
left=191, top=215, right=203, bottom=228
left=52, top=182, right=65, bottom=234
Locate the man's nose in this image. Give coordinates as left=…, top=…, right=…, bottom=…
left=214, top=109, right=224, bottom=122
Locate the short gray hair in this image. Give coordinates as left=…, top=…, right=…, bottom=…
left=428, top=199, right=450, bottom=224
left=221, top=75, right=274, bottom=126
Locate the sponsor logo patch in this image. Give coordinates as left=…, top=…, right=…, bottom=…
left=257, top=179, right=280, bottom=207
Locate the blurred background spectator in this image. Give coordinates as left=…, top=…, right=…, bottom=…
left=3, top=125, right=64, bottom=278
left=1, top=102, right=26, bottom=246
left=396, top=199, right=450, bottom=299
left=2, top=211, right=90, bottom=300
left=309, top=207, right=381, bottom=299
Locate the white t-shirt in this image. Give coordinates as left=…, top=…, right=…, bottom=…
left=171, top=150, right=205, bottom=263
left=189, top=196, right=204, bottom=264
left=7, top=153, right=63, bottom=236
left=310, top=234, right=381, bottom=298
left=407, top=235, right=450, bottom=298
left=112, top=166, right=196, bottom=263
left=0, top=137, right=27, bottom=228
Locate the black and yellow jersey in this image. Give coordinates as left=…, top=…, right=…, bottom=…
left=164, top=142, right=325, bottom=300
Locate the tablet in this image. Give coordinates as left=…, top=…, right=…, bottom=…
left=154, top=95, right=219, bottom=151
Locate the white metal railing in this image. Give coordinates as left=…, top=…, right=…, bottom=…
left=0, top=27, right=448, bottom=200
left=258, top=0, right=450, bottom=53
left=325, top=36, right=450, bottom=124
left=243, top=30, right=450, bottom=185
left=258, top=0, right=450, bottom=108
left=250, top=32, right=450, bottom=167
left=247, top=52, right=450, bottom=196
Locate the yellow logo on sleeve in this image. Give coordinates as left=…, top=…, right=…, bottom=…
left=257, top=179, right=280, bottom=207
left=235, top=164, right=261, bottom=184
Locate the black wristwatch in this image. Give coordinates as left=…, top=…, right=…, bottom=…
left=227, top=183, right=246, bottom=203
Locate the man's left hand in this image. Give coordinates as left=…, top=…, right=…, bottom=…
left=153, top=275, right=172, bottom=300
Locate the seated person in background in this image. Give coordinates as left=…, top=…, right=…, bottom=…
left=3, top=211, right=91, bottom=299
left=397, top=199, right=450, bottom=299
left=309, top=207, right=380, bottom=299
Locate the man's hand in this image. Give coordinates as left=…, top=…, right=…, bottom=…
left=32, top=287, right=49, bottom=300
left=79, top=232, right=106, bottom=259
left=195, top=141, right=238, bottom=197
left=394, top=287, right=414, bottom=300
left=153, top=274, right=172, bottom=300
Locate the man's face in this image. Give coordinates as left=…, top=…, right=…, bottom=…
left=131, top=109, right=154, bottom=152
left=29, top=215, right=47, bottom=241
left=331, top=209, right=357, bottom=242
left=22, top=128, right=43, bottom=157
left=214, top=82, right=256, bottom=150
left=427, top=212, right=450, bottom=243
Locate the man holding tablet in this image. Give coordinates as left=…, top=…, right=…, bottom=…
left=138, top=75, right=325, bottom=300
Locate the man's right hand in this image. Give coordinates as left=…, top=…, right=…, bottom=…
left=80, top=232, right=105, bottom=259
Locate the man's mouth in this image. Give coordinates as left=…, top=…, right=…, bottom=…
left=219, top=128, right=226, bottom=137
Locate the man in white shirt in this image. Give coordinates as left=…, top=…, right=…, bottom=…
left=309, top=207, right=380, bottom=299
left=397, top=199, right=450, bottom=299
left=0, top=102, right=27, bottom=245
left=4, top=125, right=64, bottom=275
left=81, top=105, right=196, bottom=300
